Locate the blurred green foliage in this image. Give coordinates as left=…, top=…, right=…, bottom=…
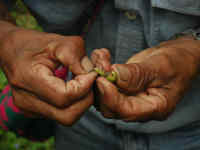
left=0, top=130, right=54, bottom=150
left=10, top=0, right=43, bottom=31
left=0, top=0, right=55, bottom=150
left=0, top=69, right=8, bottom=91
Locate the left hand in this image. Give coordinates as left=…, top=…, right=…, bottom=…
left=91, top=36, right=200, bottom=122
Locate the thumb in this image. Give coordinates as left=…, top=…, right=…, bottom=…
left=112, top=63, right=155, bottom=93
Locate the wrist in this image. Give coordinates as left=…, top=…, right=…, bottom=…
left=160, top=37, right=200, bottom=76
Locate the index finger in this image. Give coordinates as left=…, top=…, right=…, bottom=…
left=13, top=89, right=94, bottom=126
left=96, top=77, right=169, bottom=121
left=26, top=64, right=97, bottom=108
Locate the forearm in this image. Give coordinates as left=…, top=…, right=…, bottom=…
left=0, top=1, right=19, bottom=40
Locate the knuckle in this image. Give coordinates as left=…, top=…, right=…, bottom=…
left=101, top=48, right=110, bottom=53
left=95, top=49, right=110, bottom=60
left=91, top=50, right=99, bottom=58
left=91, top=50, right=100, bottom=59
left=44, top=41, right=59, bottom=53
left=65, top=36, right=84, bottom=50
left=92, top=49, right=102, bottom=57
left=149, top=98, right=160, bottom=113
left=100, top=48, right=111, bottom=59
left=55, top=44, right=70, bottom=55
left=66, top=80, right=81, bottom=99
left=158, top=53, right=175, bottom=78
left=60, top=117, right=77, bottom=126
left=54, top=80, right=81, bottom=107
left=56, top=44, right=82, bottom=64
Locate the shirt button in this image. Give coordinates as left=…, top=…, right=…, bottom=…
left=124, top=11, right=137, bottom=20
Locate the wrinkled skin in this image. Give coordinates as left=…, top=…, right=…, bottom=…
left=91, top=36, right=200, bottom=122
left=0, top=28, right=97, bottom=126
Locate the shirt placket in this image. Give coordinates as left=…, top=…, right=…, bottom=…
left=114, top=10, right=147, bottom=64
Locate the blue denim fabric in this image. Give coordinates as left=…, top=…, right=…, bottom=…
left=7, top=0, right=200, bottom=149
left=55, top=108, right=200, bottom=150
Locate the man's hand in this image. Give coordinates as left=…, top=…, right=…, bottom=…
left=92, top=36, right=200, bottom=122
left=0, top=28, right=97, bottom=126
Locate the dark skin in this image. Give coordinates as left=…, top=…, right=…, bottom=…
left=91, top=36, right=200, bottom=122
left=0, top=1, right=97, bottom=126
left=1, top=1, right=200, bottom=124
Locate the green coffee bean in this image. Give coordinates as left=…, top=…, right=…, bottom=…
left=94, top=68, right=106, bottom=77
left=94, top=67, right=117, bottom=83
left=106, top=71, right=117, bottom=83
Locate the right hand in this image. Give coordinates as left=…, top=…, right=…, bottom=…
left=0, top=28, right=97, bottom=126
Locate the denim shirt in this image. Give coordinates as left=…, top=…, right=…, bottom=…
left=10, top=0, right=200, bottom=133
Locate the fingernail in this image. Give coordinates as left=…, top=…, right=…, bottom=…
left=114, top=65, right=131, bottom=81
left=81, top=56, right=94, bottom=73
